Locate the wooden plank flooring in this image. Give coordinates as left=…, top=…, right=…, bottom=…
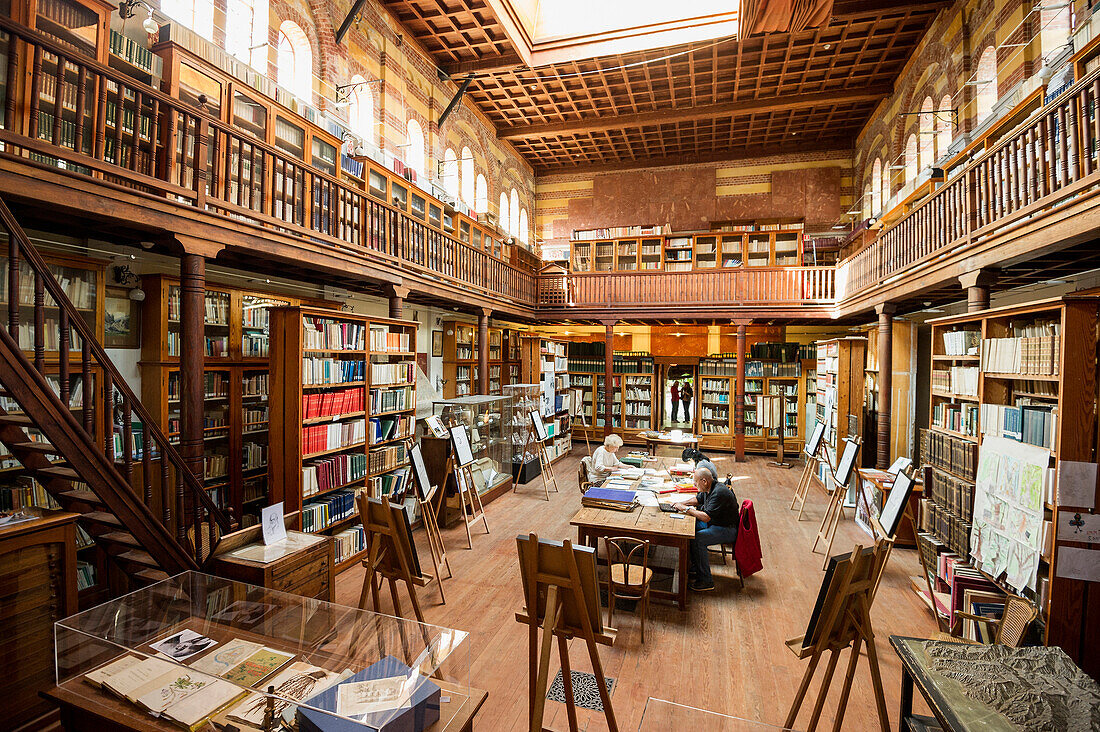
left=335, top=449, right=938, bottom=730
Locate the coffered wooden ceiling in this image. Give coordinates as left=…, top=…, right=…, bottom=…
left=375, top=0, right=949, bottom=172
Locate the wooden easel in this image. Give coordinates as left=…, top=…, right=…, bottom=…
left=410, top=443, right=451, bottom=604
left=355, top=493, right=432, bottom=624
left=445, top=423, right=490, bottom=549
left=791, top=434, right=828, bottom=520
left=811, top=437, right=860, bottom=570
left=759, top=394, right=792, bottom=469
left=784, top=541, right=891, bottom=732
left=515, top=533, right=618, bottom=732
left=571, top=387, right=591, bottom=455
left=514, top=411, right=560, bottom=501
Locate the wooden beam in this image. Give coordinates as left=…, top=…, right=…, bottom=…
left=443, top=52, right=525, bottom=75
left=831, top=0, right=951, bottom=18
left=499, top=86, right=893, bottom=140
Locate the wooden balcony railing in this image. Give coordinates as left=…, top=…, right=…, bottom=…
left=838, top=62, right=1100, bottom=303
left=0, top=19, right=535, bottom=307
left=537, top=267, right=836, bottom=309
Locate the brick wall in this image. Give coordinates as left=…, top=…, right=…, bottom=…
left=536, top=151, right=854, bottom=250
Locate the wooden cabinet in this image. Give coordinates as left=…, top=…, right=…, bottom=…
left=442, top=322, right=518, bottom=397
left=0, top=508, right=79, bottom=732
left=210, top=527, right=335, bottom=602
left=567, top=227, right=804, bottom=272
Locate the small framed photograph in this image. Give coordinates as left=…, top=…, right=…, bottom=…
left=105, top=288, right=141, bottom=348
left=432, top=330, right=443, bottom=357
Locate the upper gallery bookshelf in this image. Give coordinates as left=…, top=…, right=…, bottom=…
left=569, top=225, right=805, bottom=274
left=139, top=275, right=330, bottom=528
left=521, top=336, right=571, bottom=462
left=269, top=307, right=417, bottom=573
left=922, top=295, right=1100, bottom=673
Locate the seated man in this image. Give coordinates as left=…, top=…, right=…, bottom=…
left=590, top=433, right=629, bottom=483
left=672, top=460, right=739, bottom=592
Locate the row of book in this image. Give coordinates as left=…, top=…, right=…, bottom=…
left=367, top=467, right=410, bottom=501
left=301, top=488, right=358, bottom=532
left=942, top=329, right=980, bottom=356
left=204, top=454, right=229, bottom=482
left=204, top=336, right=229, bottom=358
left=571, top=223, right=669, bottom=240
left=77, top=560, right=97, bottom=591
left=369, top=415, right=412, bottom=444
left=301, top=386, right=364, bottom=420
left=302, top=357, right=365, bottom=385
left=927, top=466, right=975, bottom=521
left=242, top=333, right=269, bottom=358
left=0, top=477, right=60, bottom=511
left=0, top=263, right=96, bottom=311
left=919, top=503, right=972, bottom=558
left=109, top=29, right=155, bottom=73
left=567, top=358, right=655, bottom=374
left=12, top=321, right=81, bottom=352
left=242, top=441, right=267, bottom=470
left=922, top=428, right=978, bottom=481
left=369, top=326, right=410, bottom=352
left=933, top=366, right=979, bottom=396
left=303, top=318, right=366, bottom=350
left=370, top=361, right=414, bottom=384
left=371, top=386, right=412, bottom=413
left=932, top=401, right=979, bottom=436
left=243, top=373, right=268, bottom=397
left=166, top=290, right=230, bottom=325
left=980, top=403, right=1058, bottom=449
left=302, top=452, right=368, bottom=497
left=981, top=333, right=1060, bottom=375
left=749, top=342, right=803, bottom=362
left=369, top=443, right=407, bottom=474
left=333, top=525, right=366, bottom=564
left=301, top=420, right=366, bottom=456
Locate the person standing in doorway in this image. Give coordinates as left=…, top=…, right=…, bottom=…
left=670, top=380, right=680, bottom=422
left=680, top=380, right=694, bottom=424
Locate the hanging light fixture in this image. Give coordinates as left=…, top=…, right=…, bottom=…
left=118, top=0, right=160, bottom=34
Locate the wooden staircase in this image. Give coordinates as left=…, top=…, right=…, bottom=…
left=0, top=196, right=230, bottom=593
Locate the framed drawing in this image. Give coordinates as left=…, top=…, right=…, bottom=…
left=409, top=443, right=435, bottom=502
left=529, top=410, right=548, bottom=442
left=432, top=330, right=443, bottom=357
left=805, top=420, right=826, bottom=458
left=450, top=423, right=475, bottom=467
left=105, top=287, right=141, bottom=348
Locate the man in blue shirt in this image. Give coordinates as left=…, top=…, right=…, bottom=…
left=672, top=459, right=739, bottom=591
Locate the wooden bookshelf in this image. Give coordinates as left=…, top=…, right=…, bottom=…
left=923, top=295, right=1100, bottom=674
left=521, top=336, right=571, bottom=461
left=862, top=319, right=916, bottom=468
left=814, top=337, right=867, bottom=486
left=698, top=358, right=736, bottom=451
left=269, top=306, right=417, bottom=574
left=568, top=353, right=654, bottom=444
left=567, top=226, right=804, bottom=273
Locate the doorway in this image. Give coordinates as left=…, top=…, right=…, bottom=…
left=661, top=365, right=697, bottom=430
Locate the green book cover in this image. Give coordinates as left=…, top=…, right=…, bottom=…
left=222, top=648, right=296, bottom=687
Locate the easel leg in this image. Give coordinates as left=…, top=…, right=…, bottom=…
left=830, top=633, right=863, bottom=732
left=557, top=635, right=579, bottom=732
left=458, top=469, right=474, bottom=549
left=811, top=488, right=839, bottom=553
left=405, top=577, right=427, bottom=623
left=859, top=598, right=891, bottom=732
left=806, top=648, right=841, bottom=732
left=470, top=482, right=490, bottom=534
left=785, top=648, right=824, bottom=729
left=580, top=618, right=618, bottom=732
left=530, top=586, right=561, bottom=732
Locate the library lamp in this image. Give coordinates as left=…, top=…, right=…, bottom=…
left=118, top=1, right=160, bottom=35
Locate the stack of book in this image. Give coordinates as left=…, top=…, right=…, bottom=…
left=369, top=415, right=412, bottom=444
left=369, top=326, right=410, bottom=352
left=301, top=421, right=365, bottom=456
left=303, top=318, right=365, bottom=350
left=980, top=403, right=1058, bottom=449
left=301, top=358, right=364, bottom=385
left=368, top=443, right=407, bottom=474
left=581, top=487, right=638, bottom=511
left=302, top=453, right=367, bottom=497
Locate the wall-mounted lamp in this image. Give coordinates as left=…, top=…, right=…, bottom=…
left=334, top=79, right=383, bottom=108
left=118, top=0, right=159, bottom=34
left=113, top=264, right=145, bottom=301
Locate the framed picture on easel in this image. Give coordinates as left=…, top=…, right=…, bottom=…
left=529, top=410, right=548, bottom=443
left=409, top=443, right=435, bottom=503
left=805, top=420, right=826, bottom=457
left=450, top=423, right=475, bottom=467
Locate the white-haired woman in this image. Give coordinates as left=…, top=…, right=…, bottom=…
left=590, top=434, right=629, bottom=482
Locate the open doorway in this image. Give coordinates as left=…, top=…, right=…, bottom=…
left=661, top=365, right=697, bottom=430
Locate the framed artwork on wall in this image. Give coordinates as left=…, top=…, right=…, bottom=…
left=105, top=287, right=141, bottom=348
left=432, top=330, right=443, bottom=357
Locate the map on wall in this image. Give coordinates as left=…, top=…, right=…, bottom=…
left=969, top=436, right=1048, bottom=591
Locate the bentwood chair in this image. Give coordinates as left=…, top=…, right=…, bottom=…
left=605, top=536, right=653, bottom=643
left=579, top=456, right=596, bottom=494
left=952, top=595, right=1039, bottom=647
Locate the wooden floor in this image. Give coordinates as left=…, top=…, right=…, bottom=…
left=335, top=448, right=938, bottom=731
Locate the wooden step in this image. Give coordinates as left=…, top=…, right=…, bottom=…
left=37, top=466, right=79, bottom=481
left=133, top=568, right=170, bottom=584
left=115, top=549, right=159, bottom=570
left=97, top=531, right=141, bottom=549
left=57, top=489, right=103, bottom=507
left=81, top=511, right=122, bottom=529
left=0, top=414, right=33, bottom=426
left=13, top=441, right=58, bottom=454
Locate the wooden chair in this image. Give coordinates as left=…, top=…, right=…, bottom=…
left=186, top=521, right=222, bottom=563
left=947, top=596, right=1038, bottom=647
left=579, top=456, right=596, bottom=494
left=604, top=536, right=652, bottom=643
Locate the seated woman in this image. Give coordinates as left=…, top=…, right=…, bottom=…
left=590, top=434, right=630, bottom=483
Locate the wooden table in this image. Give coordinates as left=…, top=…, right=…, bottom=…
left=891, top=635, right=1023, bottom=731
left=43, top=678, right=488, bottom=731
left=643, top=433, right=699, bottom=458
left=571, top=504, right=695, bottom=610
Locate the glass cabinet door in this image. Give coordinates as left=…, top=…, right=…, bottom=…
left=720, top=235, right=743, bottom=267
left=231, top=91, right=267, bottom=139
left=36, top=0, right=100, bottom=59
left=745, top=234, right=771, bottom=267
left=241, top=294, right=290, bottom=358
left=774, top=232, right=800, bottom=266
left=639, top=238, right=662, bottom=270
left=695, top=235, right=718, bottom=268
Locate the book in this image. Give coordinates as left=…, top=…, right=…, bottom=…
left=298, top=656, right=441, bottom=732
left=188, top=639, right=264, bottom=677
left=226, top=662, right=346, bottom=728
left=222, top=647, right=297, bottom=687
left=84, top=654, right=143, bottom=689
left=101, top=656, right=180, bottom=702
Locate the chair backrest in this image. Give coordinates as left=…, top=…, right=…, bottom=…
left=187, top=521, right=222, bottom=563
left=605, top=536, right=650, bottom=587
left=996, top=596, right=1039, bottom=647
left=580, top=456, right=595, bottom=492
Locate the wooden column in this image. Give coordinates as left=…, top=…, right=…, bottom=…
left=179, top=252, right=205, bottom=484
left=735, top=323, right=747, bottom=461
left=478, top=308, right=490, bottom=395
left=959, top=269, right=996, bottom=313
left=875, top=303, right=895, bottom=469
left=602, top=320, right=615, bottom=437
left=384, top=284, right=409, bottom=320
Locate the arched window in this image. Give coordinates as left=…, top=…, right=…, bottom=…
left=871, top=159, right=882, bottom=214
left=863, top=184, right=872, bottom=220
left=405, top=119, right=425, bottom=181
left=226, top=0, right=267, bottom=69
left=905, top=134, right=918, bottom=184
left=347, top=76, right=374, bottom=144
left=498, top=192, right=509, bottom=232
left=882, top=163, right=891, bottom=210
left=518, top=209, right=529, bottom=245
left=509, top=188, right=520, bottom=235
left=976, top=46, right=998, bottom=123
left=441, top=148, right=458, bottom=198
left=277, top=21, right=313, bottom=102
left=460, top=147, right=474, bottom=205
left=160, top=0, right=214, bottom=39
left=919, top=96, right=935, bottom=166
left=1040, top=1, right=1072, bottom=64
left=937, top=93, right=953, bottom=156
left=474, top=174, right=487, bottom=214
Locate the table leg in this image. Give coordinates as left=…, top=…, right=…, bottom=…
left=899, top=666, right=913, bottom=732
left=678, top=538, right=689, bottom=610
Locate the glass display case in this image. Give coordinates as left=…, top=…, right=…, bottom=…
left=502, top=383, right=541, bottom=458
left=53, top=571, right=472, bottom=731
left=432, top=395, right=510, bottom=496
